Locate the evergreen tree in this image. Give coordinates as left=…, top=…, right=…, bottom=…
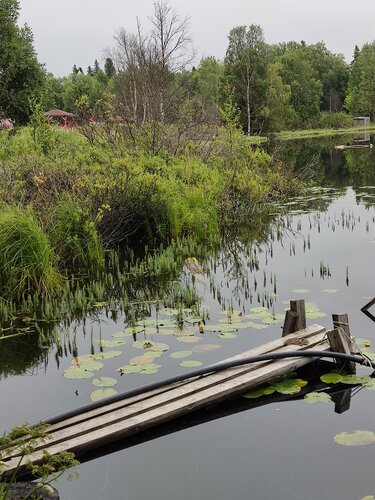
left=104, top=57, right=116, bottom=77
left=0, top=0, right=45, bottom=123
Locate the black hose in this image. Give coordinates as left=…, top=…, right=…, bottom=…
left=41, top=350, right=374, bottom=426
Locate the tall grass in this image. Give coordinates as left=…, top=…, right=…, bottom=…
left=0, top=207, right=63, bottom=300
left=48, top=196, right=105, bottom=271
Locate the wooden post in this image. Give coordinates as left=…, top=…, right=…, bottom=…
left=282, top=310, right=298, bottom=337
left=331, top=388, right=352, bottom=414
left=290, top=300, right=306, bottom=331
left=328, top=313, right=356, bottom=373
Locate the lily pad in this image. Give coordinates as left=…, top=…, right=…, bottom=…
left=320, top=289, right=339, bottom=294
left=249, top=307, right=269, bottom=315
left=304, top=392, right=332, bottom=404
left=242, top=386, right=276, bottom=399
left=179, top=360, right=203, bottom=368
left=97, top=339, right=126, bottom=348
left=184, top=316, right=204, bottom=324
left=235, top=321, right=257, bottom=329
left=90, top=388, right=118, bottom=401
left=262, top=314, right=285, bottom=325
left=192, top=344, right=221, bottom=353
left=274, top=378, right=307, bottom=395
left=160, top=308, right=179, bottom=316
left=334, top=430, right=375, bottom=447
left=93, top=350, right=122, bottom=360
left=176, top=335, right=201, bottom=343
left=79, top=360, right=104, bottom=372
left=204, top=324, right=238, bottom=333
left=218, top=332, right=237, bottom=339
left=122, top=326, right=145, bottom=335
left=341, top=374, right=370, bottom=385
left=64, top=366, right=94, bottom=380
left=117, top=365, right=143, bottom=374
left=170, top=350, right=193, bottom=359
left=292, top=289, right=309, bottom=294
left=92, top=377, right=118, bottom=387
left=320, top=373, right=344, bottom=384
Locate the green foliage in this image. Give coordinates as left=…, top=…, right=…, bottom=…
left=0, top=422, right=79, bottom=498
left=0, top=206, right=62, bottom=300
left=0, top=0, right=45, bottom=123
left=346, top=42, right=375, bottom=119
left=48, top=196, right=105, bottom=270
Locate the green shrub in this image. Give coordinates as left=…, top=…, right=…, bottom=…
left=48, top=196, right=105, bottom=270
left=0, top=207, right=62, bottom=300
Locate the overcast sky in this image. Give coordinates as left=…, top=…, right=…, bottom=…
left=19, top=0, right=375, bottom=76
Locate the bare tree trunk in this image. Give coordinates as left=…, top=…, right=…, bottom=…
left=246, top=65, right=251, bottom=135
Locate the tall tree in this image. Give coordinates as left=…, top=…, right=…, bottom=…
left=104, top=57, right=116, bottom=77
left=346, top=42, right=375, bottom=119
left=0, top=0, right=45, bottom=123
left=224, top=25, right=268, bottom=134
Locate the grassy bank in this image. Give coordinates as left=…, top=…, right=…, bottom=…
left=251, top=125, right=375, bottom=143
left=0, top=122, right=302, bottom=314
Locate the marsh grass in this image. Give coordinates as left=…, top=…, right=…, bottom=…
left=0, top=207, right=63, bottom=300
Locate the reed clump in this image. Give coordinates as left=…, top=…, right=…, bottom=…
left=0, top=207, right=63, bottom=300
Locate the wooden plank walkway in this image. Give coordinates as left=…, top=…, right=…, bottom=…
left=3, top=323, right=330, bottom=474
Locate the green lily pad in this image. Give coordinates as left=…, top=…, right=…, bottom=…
left=362, top=350, right=375, bottom=361
left=184, top=316, right=204, bottom=324
left=170, top=350, right=193, bottom=359
left=129, top=354, right=158, bottom=365
left=304, top=392, right=332, bottom=404
left=176, top=335, right=201, bottom=343
left=204, top=324, right=238, bottom=333
left=341, top=374, right=370, bottom=385
left=262, top=314, right=285, bottom=325
left=64, top=366, right=94, bottom=380
left=79, top=360, right=104, bottom=372
left=93, top=350, right=122, bottom=360
left=249, top=307, right=269, bottom=314
left=179, top=360, right=203, bottom=368
left=363, top=378, right=375, bottom=391
left=292, top=289, right=309, bottom=294
left=97, top=339, right=127, bottom=348
left=92, top=377, right=118, bottom=387
left=121, top=326, right=145, bottom=335
left=117, top=365, right=143, bottom=374
left=90, top=388, right=118, bottom=401
left=218, top=332, right=237, bottom=339
left=334, top=430, right=375, bottom=447
left=243, top=386, right=276, bottom=399
left=236, top=321, right=257, bottom=329
left=192, top=344, right=221, bottom=353
left=160, top=308, right=179, bottom=316
left=320, top=373, right=344, bottom=384
left=274, top=378, right=307, bottom=395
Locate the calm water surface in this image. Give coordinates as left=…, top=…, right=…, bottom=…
left=3, top=137, right=375, bottom=499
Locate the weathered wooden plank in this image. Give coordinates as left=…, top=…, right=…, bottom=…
left=4, top=339, right=330, bottom=473
left=7, top=329, right=328, bottom=460
left=4, top=330, right=329, bottom=471
left=46, top=324, right=326, bottom=435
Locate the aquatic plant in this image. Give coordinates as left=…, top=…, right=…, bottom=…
left=0, top=207, right=62, bottom=300
left=48, top=196, right=105, bottom=271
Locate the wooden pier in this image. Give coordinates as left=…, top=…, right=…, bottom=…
left=2, top=301, right=356, bottom=476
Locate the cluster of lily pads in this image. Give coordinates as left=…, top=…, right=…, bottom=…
left=61, top=301, right=330, bottom=402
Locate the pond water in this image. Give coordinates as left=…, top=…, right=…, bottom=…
left=3, top=136, right=375, bottom=499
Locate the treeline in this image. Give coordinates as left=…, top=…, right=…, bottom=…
left=1, top=0, right=375, bottom=133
